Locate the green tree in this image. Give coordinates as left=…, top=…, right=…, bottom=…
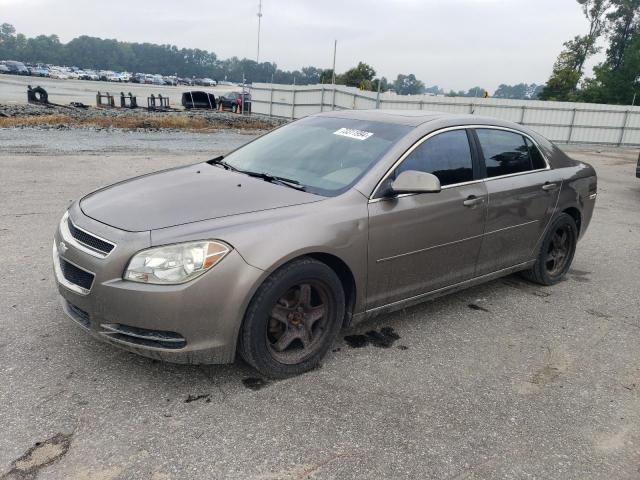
left=393, top=73, right=425, bottom=95
left=465, top=86, right=487, bottom=97
left=579, top=0, right=640, bottom=104
left=336, top=62, right=376, bottom=87
left=540, top=40, right=589, bottom=100
left=540, top=0, right=610, bottom=100
left=605, top=0, right=640, bottom=70
left=493, top=83, right=544, bottom=99
left=423, top=85, right=444, bottom=95
left=372, top=76, right=389, bottom=92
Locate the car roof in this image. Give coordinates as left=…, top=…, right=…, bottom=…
left=313, top=108, right=522, bottom=130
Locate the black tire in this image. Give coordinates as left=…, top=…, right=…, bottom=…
left=32, top=86, right=48, bottom=104
left=521, top=213, right=578, bottom=286
left=238, top=257, right=345, bottom=378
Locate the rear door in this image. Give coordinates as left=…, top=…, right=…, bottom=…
left=367, top=128, right=488, bottom=309
left=473, top=128, right=560, bottom=275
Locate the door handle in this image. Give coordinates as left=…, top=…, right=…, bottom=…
left=542, top=182, right=558, bottom=191
left=463, top=195, right=484, bottom=207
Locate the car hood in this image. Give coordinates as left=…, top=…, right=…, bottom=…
left=80, top=162, right=323, bottom=231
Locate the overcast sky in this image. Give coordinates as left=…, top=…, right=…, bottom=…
left=1, top=0, right=604, bottom=91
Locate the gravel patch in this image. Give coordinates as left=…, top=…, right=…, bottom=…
left=0, top=102, right=287, bottom=132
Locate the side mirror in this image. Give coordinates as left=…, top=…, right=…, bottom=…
left=390, top=170, right=442, bottom=195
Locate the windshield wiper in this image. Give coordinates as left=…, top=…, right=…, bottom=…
left=242, top=171, right=306, bottom=191
left=208, top=156, right=240, bottom=172
left=208, top=157, right=305, bottom=191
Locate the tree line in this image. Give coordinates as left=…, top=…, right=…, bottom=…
left=2, top=1, right=638, bottom=106
left=0, top=21, right=535, bottom=99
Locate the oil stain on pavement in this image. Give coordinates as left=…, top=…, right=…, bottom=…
left=242, top=378, right=270, bottom=391
left=2, top=432, right=72, bottom=480
left=344, top=327, right=402, bottom=349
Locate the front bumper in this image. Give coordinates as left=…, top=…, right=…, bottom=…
left=53, top=204, right=264, bottom=364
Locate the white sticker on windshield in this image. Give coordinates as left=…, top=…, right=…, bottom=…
left=333, top=127, right=374, bottom=141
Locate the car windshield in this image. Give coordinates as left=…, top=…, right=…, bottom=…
left=222, top=116, right=411, bottom=196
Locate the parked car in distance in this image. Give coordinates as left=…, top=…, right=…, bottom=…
left=194, top=77, right=216, bottom=87
left=53, top=110, right=597, bottom=378
left=218, top=91, right=251, bottom=113
left=49, top=69, right=69, bottom=80
left=130, top=73, right=145, bottom=84
left=5, top=60, right=29, bottom=75
left=80, top=70, right=100, bottom=81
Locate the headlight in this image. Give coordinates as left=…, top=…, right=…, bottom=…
left=124, top=241, right=230, bottom=285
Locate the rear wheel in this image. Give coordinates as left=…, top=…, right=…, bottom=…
left=238, top=258, right=345, bottom=378
left=521, top=213, right=577, bottom=285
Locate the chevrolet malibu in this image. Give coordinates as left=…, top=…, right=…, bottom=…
left=53, top=110, right=597, bottom=377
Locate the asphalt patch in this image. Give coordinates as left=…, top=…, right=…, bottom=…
left=571, top=276, right=591, bottom=283
left=184, top=394, right=211, bottom=403
left=2, top=433, right=72, bottom=480
left=344, top=327, right=401, bottom=349
left=569, top=269, right=591, bottom=276
left=501, top=278, right=551, bottom=297
left=242, top=378, right=269, bottom=391
left=468, top=303, right=490, bottom=312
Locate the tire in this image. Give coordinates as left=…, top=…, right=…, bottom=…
left=521, top=213, right=578, bottom=286
left=32, top=86, right=48, bottom=104
left=238, top=257, right=345, bottom=378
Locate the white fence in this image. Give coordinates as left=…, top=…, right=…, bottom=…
left=250, top=83, right=640, bottom=146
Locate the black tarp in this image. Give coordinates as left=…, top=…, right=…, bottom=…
left=181, top=91, right=216, bottom=109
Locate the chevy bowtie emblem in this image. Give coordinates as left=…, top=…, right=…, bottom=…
left=59, top=241, right=68, bottom=254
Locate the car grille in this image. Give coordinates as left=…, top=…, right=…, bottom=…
left=66, top=301, right=90, bottom=328
left=67, top=218, right=115, bottom=255
left=60, top=258, right=95, bottom=291
left=100, top=324, right=187, bottom=349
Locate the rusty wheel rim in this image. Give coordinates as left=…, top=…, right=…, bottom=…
left=545, top=224, right=573, bottom=277
left=266, top=281, right=331, bottom=364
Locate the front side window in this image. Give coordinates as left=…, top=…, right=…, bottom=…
left=223, top=116, right=411, bottom=196
left=476, top=129, right=538, bottom=177
left=396, top=129, right=474, bottom=186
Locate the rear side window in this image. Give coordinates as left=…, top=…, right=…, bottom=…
left=476, top=129, right=539, bottom=177
left=396, top=130, right=474, bottom=186
left=526, top=138, right=547, bottom=170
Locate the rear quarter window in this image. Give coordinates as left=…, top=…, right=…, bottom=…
left=526, top=138, right=547, bottom=170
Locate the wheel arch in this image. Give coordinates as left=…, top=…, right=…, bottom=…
left=242, top=250, right=359, bottom=331
left=305, top=252, right=357, bottom=327
left=561, top=206, right=582, bottom=235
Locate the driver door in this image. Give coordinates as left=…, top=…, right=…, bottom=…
left=366, top=128, right=487, bottom=310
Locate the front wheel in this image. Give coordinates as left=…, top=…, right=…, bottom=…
left=521, top=213, right=578, bottom=286
left=238, top=258, right=345, bottom=378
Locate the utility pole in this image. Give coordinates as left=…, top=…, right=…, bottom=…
left=331, top=40, right=337, bottom=85
left=256, top=0, right=263, bottom=63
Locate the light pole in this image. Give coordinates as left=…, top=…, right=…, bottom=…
left=256, top=0, right=263, bottom=64
left=331, top=39, right=337, bottom=85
